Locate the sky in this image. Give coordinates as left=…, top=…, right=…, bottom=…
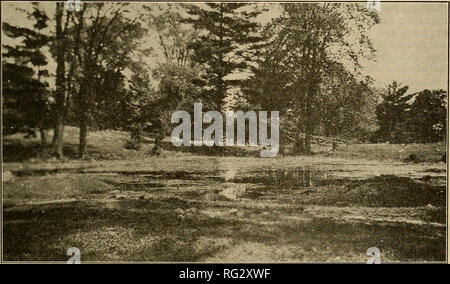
left=2, top=2, right=448, bottom=94
left=361, top=2, right=448, bottom=93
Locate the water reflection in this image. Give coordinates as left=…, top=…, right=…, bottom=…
left=229, top=169, right=320, bottom=189
left=12, top=167, right=321, bottom=190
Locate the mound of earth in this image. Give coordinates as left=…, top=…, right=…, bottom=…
left=304, top=175, right=446, bottom=208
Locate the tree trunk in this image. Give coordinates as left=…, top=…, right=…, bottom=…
left=304, top=108, right=313, bottom=155
left=332, top=141, right=338, bottom=151
left=52, top=127, right=57, bottom=145
left=78, top=80, right=90, bottom=158
left=131, top=123, right=143, bottom=144
left=39, top=127, right=48, bottom=145
left=78, top=85, right=89, bottom=158
left=294, top=136, right=305, bottom=155
left=216, top=3, right=225, bottom=112
left=304, top=131, right=312, bottom=155
left=152, top=133, right=163, bottom=156
left=53, top=3, right=66, bottom=159
left=304, top=79, right=318, bottom=156
left=78, top=53, right=95, bottom=159
left=53, top=114, right=65, bottom=158
left=79, top=113, right=88, bottom=158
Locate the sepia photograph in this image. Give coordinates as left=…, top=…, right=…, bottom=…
left=1, top=0, right=448, bottom=266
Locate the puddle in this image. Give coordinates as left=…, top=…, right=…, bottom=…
left=140, top=171, right=223, bottom=182
left=10, top=168, right=222, bottom=180
left=229, top=169, right=324, bottom=189
left=102, top=180, right=168, bottom=189
left=11, top=167, right=445, bottom=207
left=11, top=168, right=73, bottom=177
left=11, top=167, right=326, bottom=192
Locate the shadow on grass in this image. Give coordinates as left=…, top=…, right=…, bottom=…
left=309, top=175, right=447, bottom=208
left=3, top=200, right=231, bottom=262
left=3, top=138, right=112, bottom=162
left=3, top=199, right=446, bottom=262
left=3, top=136, right=262, bottom=162
left=160, top=140, right=260, bottom=157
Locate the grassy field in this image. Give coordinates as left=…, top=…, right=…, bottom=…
left=2, top=127, right=447, bottom=262
left=3, top=126, right=446, bottom=163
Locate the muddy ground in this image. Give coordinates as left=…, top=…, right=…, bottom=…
left=2, top=153, right=447, bottom=263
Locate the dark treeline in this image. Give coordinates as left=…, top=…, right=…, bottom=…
left=372, top=81, right=446, bottom=143
left=2, top=2, right=447, bottom=158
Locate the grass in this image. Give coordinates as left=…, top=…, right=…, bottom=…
left=2, top=128, right=447, bottom=262
left=2, top=127, right=156, bottom=162
left=3, top=198, right=445, bottom=262
left=325, top=142, right=446, bottom=163
left=3, top=173, right=112, bottom=207
left=299, top=175, right=447, bottom=208
left=3, top=126, right=446, bottom=163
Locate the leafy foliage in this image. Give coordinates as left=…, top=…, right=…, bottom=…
left=244, top=3, right=379, bottom=153
left=375, top=84, right=447, bottom=143
left=2, top=3, right=51, bottom=138
left=2, top=2, right=446, bottom=160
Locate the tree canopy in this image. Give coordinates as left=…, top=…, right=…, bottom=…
left=2, top=2, right=446, bottom=159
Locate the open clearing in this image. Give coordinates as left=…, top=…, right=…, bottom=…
left=2, top=130, right=447, bottom=262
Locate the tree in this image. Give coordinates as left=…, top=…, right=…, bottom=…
left=152, top=63, right=202, bottom=155
left=53, top=2, right=70, bottom=158
left=374, top=81, right=411, bottom=142
left=401, top=89, right=447, bottom=143
left=123, top=59, right=155, bottom=150
left=320, top=75, right=379, bottom=141
left=185, top=3, right=264, bottom=112
left=244, top=3, right=379, bottom=154
left=145, top=3, right=201, bottom=154
left=2, top=3, right=51, bottom=144
left=90, top=68, right=127, bottom=130
left=68, top=3, right=146, bottom=158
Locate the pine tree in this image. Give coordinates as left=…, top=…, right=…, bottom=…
left=375, top=81, right=411, bottom=142
left=2, top=3, right=51, bottom=144
left=185, top=3, right=264, bottom=111
left=402, top=89, right=447, bottom=143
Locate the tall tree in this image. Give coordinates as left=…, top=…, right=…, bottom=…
left=185, top=3, right=264, bottom=112
left=123, top=59, right=154, bottom=149
left=2, top=3, right=51, bottom=144
left=145, top=3, right=201, bottom=154
left=53, top=2, right=70, bottom=158
left=320, top=74, right=379, bottom=140
left=374, top=81, right=411, bottom=142
left=68, top=3, right=146, bottom=158
left=398, top=89, right=447, bottom=143
left=245, top=3, right=379, bottom=154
